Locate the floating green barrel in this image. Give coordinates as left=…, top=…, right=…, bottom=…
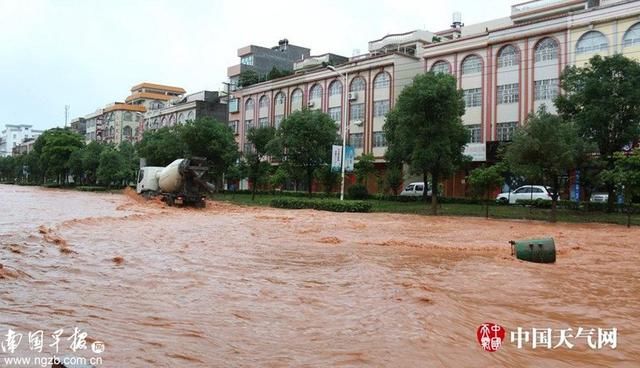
left=509, top=238, right=556, bottom=263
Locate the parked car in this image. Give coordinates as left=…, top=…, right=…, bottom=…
left=496, top=185, right=552, bottom=204
left=400, top=182, right=432, bottom=197
left=590, top=192, right=609, bottom=203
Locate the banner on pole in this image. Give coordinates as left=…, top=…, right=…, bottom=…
left=345, top=145, right=355, bottom=172
left=331, top=145, right=342, bottom=172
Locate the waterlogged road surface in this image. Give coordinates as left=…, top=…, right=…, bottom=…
left=1, top=185, right=639, bottom=367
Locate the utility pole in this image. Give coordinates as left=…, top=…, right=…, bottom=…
left=64, top=105, right=70, bottom=128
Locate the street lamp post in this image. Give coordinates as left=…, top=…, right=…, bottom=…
left=327, top=65, right=348, bottom=201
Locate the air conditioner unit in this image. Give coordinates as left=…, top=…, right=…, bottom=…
left=307, top=101, right=315, bottom=107
left=352, top=120, right=364, bottom=127
left=348, top=92, right=358, bottom=101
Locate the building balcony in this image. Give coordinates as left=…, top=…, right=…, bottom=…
left=511, top=0, right=587, bottom=22
left=227, top=64, right=242, bottom=78
left=368, top=30, right=433, bottom=53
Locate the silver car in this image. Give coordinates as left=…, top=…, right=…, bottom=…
left=496, top=185, right=552, bottom=204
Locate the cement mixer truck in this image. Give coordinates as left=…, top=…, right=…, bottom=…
left=136, top=157, right=211, bottom=207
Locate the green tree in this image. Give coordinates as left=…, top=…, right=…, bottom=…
left=385, top=164, right=404, bottom=196
left=467, top=164, right=504, bottom=218
left=136, top=126, right=186, bottom=166
left=180, top=117, right=239, bottom=190
left=33, top=128, right=85, bottom=184
left=67, top=147, right=85, bottom=184
left=504, top=108, right=588, bottom=222
left=0, top=156, right=16, bottom=182
left=118, top=141, right=139, bottom=185
left=315, top=165, right=339, bottom=195
left=273, top=109, right=338, bottom=196
left=266, top=66, right=291, bottom=81
left=245, top=126, right=276, bottom=200
left=384, top=72, right=468, bottom=214
left=238, top=69, right=262, bottom=88
left=96, top=148, right=126, bottom=188
left=269, top=165, right=288, bottom=192
left=354, top=153, right=375, bottom=186
left=600, top=151, right=640, bottom=228
left=82, top=141, right=106, bottom=185
left=556, top=54, right=640, bottom=209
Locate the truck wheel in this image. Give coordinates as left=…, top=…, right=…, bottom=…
left=166, top=196, right=175, bottom=206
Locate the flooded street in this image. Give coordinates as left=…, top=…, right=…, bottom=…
left=1, top=184, right=639, bottom=367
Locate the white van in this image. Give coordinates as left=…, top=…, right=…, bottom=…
left=400, top=182, right=432, bottom=197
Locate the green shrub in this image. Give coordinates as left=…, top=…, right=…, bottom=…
left=76, top=186, right=108, bottom=192
left=270, top=198, right=371, bottom=212
left=347, top=184, right=369, bottom=200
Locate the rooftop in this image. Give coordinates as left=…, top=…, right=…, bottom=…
left=103, top=103, right=147, bottom=113
left=130, top=82, right=186, bottom=94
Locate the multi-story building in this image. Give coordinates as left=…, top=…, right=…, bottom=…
left=70, top=117, right=86, bottom=138
left=83, top=108, right=104, bottom=143
left=101, top=103, right=146, bottom=145
left=228, top=32, right=432, bottom=190
left=420, top=0, right=640, bottom=196
left=0, top=124, right=43, bottom=157
left=125, top=82, right=186, bottom=111
left=12, top=138, right=36, bottom=156
left=227, top=39, right=311, bottom=88
left=142, top=91, right=228, bottom=131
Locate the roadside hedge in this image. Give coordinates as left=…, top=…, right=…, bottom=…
left=75, top=186, right=108, bottom=192
left=270, top=198, right=371, bottom=212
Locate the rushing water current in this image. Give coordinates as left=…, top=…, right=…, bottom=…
left=1, top=185, right=639, bottom=367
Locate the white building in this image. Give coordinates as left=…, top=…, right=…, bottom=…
left=0, top=124, right=43, bottom=157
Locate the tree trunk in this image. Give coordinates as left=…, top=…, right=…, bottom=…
left=431, top=171, right=439, bottom=216
left=251, top=177, right=257, bottom=201
left=606, top=182, right=616, bottom=213
left=422, top=172, right=429, bottom=203
left=627, top=202, right=632, bottom=228
left=484, top=191, right=489, bottom=219
left=551, top=176, right=559, bottom=223
left=307, top=169, right=313, bottom=197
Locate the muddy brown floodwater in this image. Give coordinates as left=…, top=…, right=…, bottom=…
left=1, top=184, right=639, bottom=367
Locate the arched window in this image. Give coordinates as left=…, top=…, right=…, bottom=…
left=245, top=98, right=254, bottom=111
left=169, top=114, right=176, bottom=126
left=177, top=113, right=184, bottom=124
left=461, top=55, right=482, bottom=75
left=534, top=38, right=559, bottom=62
left=123, top=112, right=133, bottom=121
left=152, top=119, right=159, bottom=129
left=259, top=95, right=269, bottom=108
left=623, top=23, right=640, bottom=48
left=291, top=89, right=303, bottom=105
left=373, top=73, right=390, bottom=89
left=497, top=45, right=519, bottom=68
left=328, top=80, right=342, bottom=96
left=576, top=31, right=608, bottom=54
left=350, top=77, right=365, bottom=92
left=309, top=84, right=322, bottom=99
left=109, top=126, right=115, bottom=137
left=431, top=60, right=450, bottom=74
left=187, top=111, right=194, bottom=121
left=160, top=117, right=167, bottom=127
left=274, top=92, right=285, bottom=105
left=123, top=126, right=132, bottom=137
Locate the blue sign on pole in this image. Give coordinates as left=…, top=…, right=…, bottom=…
left=345, top=146, right=355, bottom=172
left=572, top=169, right=580, bottom=202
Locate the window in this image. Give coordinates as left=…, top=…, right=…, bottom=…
left=463, top=88, right=482, bottom=107
left=329, top=80, right=342, bottom=96
left=123, top=112, right=133, bottom=121
left=243, top=143, right=254, bottom=153
left=534, top=79, right=559, bottom=101
left=328, top=107, right=341, bottom=122
left=240, top=55, right=254, bottom=66
left=258, top=117, right=269, bottom=128
left=229, top=98, right=239, bottom=113
left=259, top=96, right=269, bottom=108
left=291, top=89, right=303, bottom=105
left=534, top=38, right=559, bottom=62
left=169, top=115, right=176, bottom=126
left=623, top=23, right=640, bottom=48
left=373, top=131, right=386, bottom=147
left=497, top=83, right=519, bottom=104
left=461, top=55, right=482, bottom=74
left=576, top=31, right=608, bottom=54
left=431, top=60, right=450, bottom=74
left=349, top=133, right=364, bottom=148
left=274, top=115, right=284, bottom=128
left=178, top=113, right=185, bottom=123
left=309, top=84, right=322, bottom=100
left=497, top=122, right=517, bottom=141
left=245, top=98, right=254, bottom=111
left=467, top=124, right=481, bottom=143
left=244, top=119, right=253, bottom=136
left=187, top=111, right=194, bottom=121
left=123, top=126, right=132, bottom=137
left=514, top=187, right=530, bottom=194
left=228, top=120, right=239, bottom=134
left=497, top=45, right=518, bottom=68
left=350, top=103, right=364, bottom=121
left=160, top=117, right=167, bottom=127
left=373, top=73, right=390, bottom=89
left=374, top=100, right=389, bottom=117
left=275, top=93, right=285, bottom=105
left=350, top=77, right=365, bottom=92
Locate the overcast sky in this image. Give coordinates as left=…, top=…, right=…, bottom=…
left=0, top=0, right=516, bottom=130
